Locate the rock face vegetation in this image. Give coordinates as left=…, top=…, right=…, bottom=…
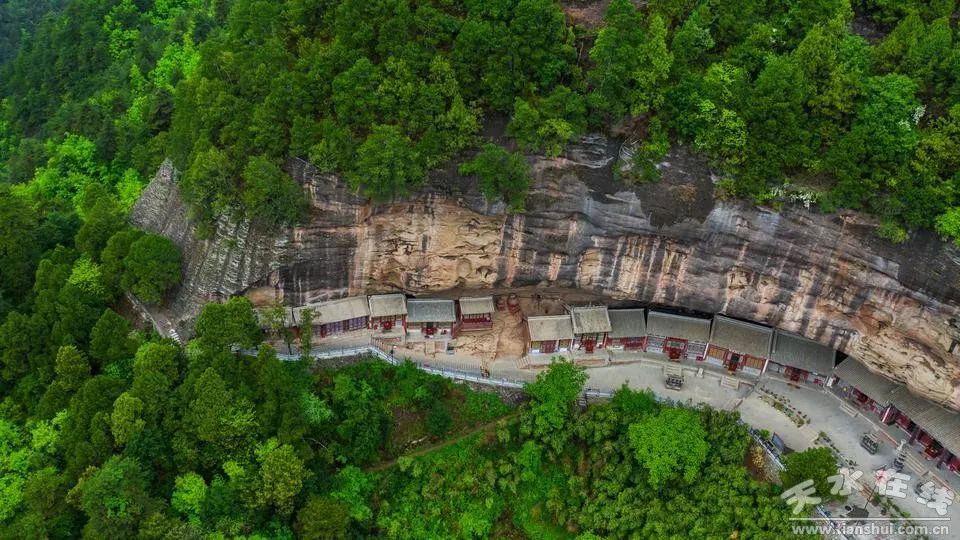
left=1, top=0, right=960, bottom=536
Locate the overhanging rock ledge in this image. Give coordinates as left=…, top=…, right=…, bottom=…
left=130, top=140, right=960, bottom=409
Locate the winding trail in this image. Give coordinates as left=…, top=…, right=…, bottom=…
left=366, top=412, right=522, bottom=473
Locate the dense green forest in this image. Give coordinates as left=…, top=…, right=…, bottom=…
left=0, top=309, right=809, bottom=539
left=3, top=0, right=960, bottom=240
left=0, top=1, right=68, bottom=66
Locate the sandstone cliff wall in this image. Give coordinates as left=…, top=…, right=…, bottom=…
left=130, top=141, right=960, bottom=408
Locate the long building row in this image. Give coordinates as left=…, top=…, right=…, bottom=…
left=270, top=295, right=844, bottom=385
left=273, top=294, right=496, bottom=345
left=526, top=307, right=835, bottom=383
left=831, top=360, right=960, bottom=474
left=528, top=305, right=960, bottom=477
left=266, top=294, right=960, bottom=478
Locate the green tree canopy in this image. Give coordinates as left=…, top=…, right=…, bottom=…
left=0, top=186, right=39, bottom=310
left=73, top=456, right=160, bottom=539
left=521, top=359, right=587, bottom=454
left=296, top=495, right=351, bottom=540
left=459, top=144, right=531, bottom=212
left=194, top=297, right=262, bottom=351
left=781, top=447, right=841, bottom=502
left=255, top=438, right=307, bottom=515
left=240, top=156, right=308, bottom=228
left=628, top=407, right=709, bottom=488
left=89, top=308, right=137, bottom=368
left=170, top=472, right=207, bottom=525
left=121, top=233, right=181, bottom=304
left=348, top=125, right=424, bottom=201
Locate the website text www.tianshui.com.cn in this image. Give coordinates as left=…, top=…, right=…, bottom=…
left=791, top=520, right=950, bottom=537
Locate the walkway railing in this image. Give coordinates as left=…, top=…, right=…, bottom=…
left=273, top=345, right=533, bottom=389
left=269, top=345, right=616, bottom=398
left=265, top=343, right=846, bottom=538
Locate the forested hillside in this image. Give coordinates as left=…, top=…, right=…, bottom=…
left=0, top=319, right=805, bottom=539
left=3, top=0, right=960, bottom=239
left=0, top=1, right=67, bottom=66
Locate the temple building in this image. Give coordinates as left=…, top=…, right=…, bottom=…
left=305, top=296, right=370, bottom=338
left=886, top=387, right=960, bottom=471
left=645, top=311, right=711, bottom=361
left=606, top=309, right=647, bottom=351
left=457, top=296, right=496, bottom=332
left=831, top=358, right=898, bottom=420
left=368, top=294, right=408, bottom=341
left=569, top=306, right=612, bottom=353
left=405, top=299, right=457, bottom=341
left=525, top=315, right=574, bottom=355
left=706, top=315, right=773, bottom=376
left=766, top=330, right=836, bottom=385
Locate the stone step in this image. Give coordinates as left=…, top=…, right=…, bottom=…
left=902, top=451, right=926, bottom=476
left=839, top=401, right=860, bottom=418
left=576, top=395, right=588, bottom=410
left=721, top=376, right=740, bottom=390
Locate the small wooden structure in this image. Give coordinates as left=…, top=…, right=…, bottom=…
left=405, top=299, right=457, bottom=341
left=368, top=294, right=407, bottom=337
left=706, top=315, right=772, bottom=376
left=766, top=330, right=836, bottom=385
left=606, top=309, right=647, bottom=351
left=645, top=311, right=711, bottom=361
left=457, top=296, right=495, bottom=332
left=568, top=306, right=612, bottom=353
left=525, top=315, right=574, bottom=355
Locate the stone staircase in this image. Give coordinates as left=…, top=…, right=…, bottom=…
left=900, top=446, right=927, bottom=476
left=839, top=401, right=860, bottom=418
left=576, top=394, right=589, bottom=410
left=721, top=376, right=740, bottom=390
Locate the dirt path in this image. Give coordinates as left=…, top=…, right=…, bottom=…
left=367, top=412, right=522, bottom=473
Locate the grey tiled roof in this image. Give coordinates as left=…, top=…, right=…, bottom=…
left=569, top=306, right=612, bottom=334
left=769, top=330, right=836, bottom=374
left=891, top=386, right=940, bottom=420
left=368, top=294, right=408, bottom=318
left=646, top=311, right=711, bottom=342
left=608, top=309, right=647, bottom=339
left=279, top=296, right=370, bottom=327
left=709, top=315, right=773, bottom=358
left=406, top=299, right=457, bottom=323
left=527, top=315, right=574, bottom=342
left=310, top=296, right=369, bottom=325
left=458, top=296, right=495, bottom=315
left=833, top=359, right=898, bottom=404
left=888, top=386, right=960, bottom=457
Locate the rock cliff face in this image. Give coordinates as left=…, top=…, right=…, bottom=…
left=130, top=139, right=960, bottom=408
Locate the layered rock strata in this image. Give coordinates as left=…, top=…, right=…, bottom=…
left=130, top=140, right=960, bottom=408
